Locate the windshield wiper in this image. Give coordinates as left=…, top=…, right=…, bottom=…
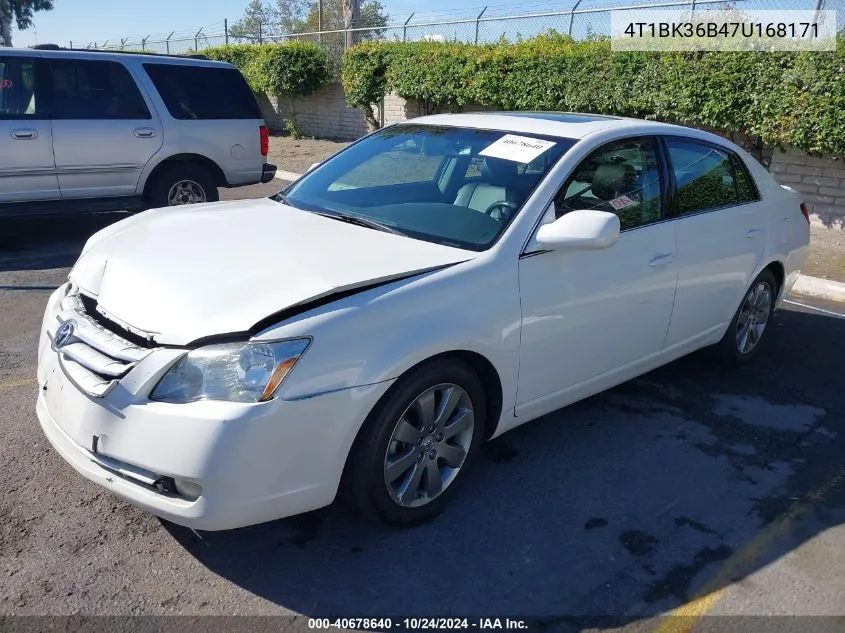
left=313, top=210, right=405, bottom=236
left=272, top=191, right=291, bottom=205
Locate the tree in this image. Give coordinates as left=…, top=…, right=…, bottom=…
left=229, top=0, right=278, bottom=41
left=298, top=0, right=387, bottom=35
left=0, top=0, right=54, bottom=47
left=342, top=0, right=359, bottom=47
left=229, top=0, right=309, bottom=41
left=229, top=0, right=386, bottom=42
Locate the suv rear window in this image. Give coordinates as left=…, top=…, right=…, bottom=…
left=143, top=64, right=262, bottom=120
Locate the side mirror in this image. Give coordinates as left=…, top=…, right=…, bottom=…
left=535, top=210, right=620, bottom=251
left=307, top=162, right=321, bottom=172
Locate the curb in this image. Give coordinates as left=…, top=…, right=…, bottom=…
left=274, top=169, right=303, bottom=182
left=790, top=275, right=845, bottom=303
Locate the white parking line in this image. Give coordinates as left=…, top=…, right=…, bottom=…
left=784, top=299, right=845, bottom=319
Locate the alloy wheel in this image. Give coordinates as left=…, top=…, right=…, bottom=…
left=736, top=281, right=772, bottom=355
left=383, top=383, right=474, bottom=508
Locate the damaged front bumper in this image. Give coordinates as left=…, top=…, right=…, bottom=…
left=35, top=283, right=393, bottom=530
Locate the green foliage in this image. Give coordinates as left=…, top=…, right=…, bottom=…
left=341, top=41, right=392, bottom=129
left=339, top=35, right=845, bottom=155
left=387, top=42, right=476, bottom=113
left=759, top=47, right=845, bottom=156
left=254, top=42, right=331, bottom=98
left=285, top=118, right=302, bottom=139
left=1, top=0, right=54, bottom=46
left=201, top=42, right=331, bottom=98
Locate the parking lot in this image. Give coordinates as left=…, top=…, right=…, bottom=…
left=2, top=182, right=845, bottom=629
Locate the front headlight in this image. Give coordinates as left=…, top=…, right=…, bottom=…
left=150, top=338, right=310, bottom=404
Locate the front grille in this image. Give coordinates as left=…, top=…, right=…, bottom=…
left=54, top=293, right=155, bottom=397
left=78, top=293, right=157, bottom=349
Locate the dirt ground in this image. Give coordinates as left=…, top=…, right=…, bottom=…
left=266, top=135, right=349, bottom=175
left=803, top=223, right=845, bottom=284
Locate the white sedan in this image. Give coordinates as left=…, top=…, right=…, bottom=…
left=36, top=113, right=809, bottom=529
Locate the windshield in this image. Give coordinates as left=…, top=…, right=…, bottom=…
left=282, top=124, right=577, bottom=251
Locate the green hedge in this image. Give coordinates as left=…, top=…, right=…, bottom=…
left=341, top=35, right=845, bottom=155
left=202, top=42, right=331, bottom=99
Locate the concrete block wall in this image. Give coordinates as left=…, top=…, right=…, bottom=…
left=769, top=150, right=845, bottom=228
left=260, top=83, right=369, bottom=140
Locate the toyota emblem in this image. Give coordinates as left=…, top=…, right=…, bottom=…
left=54, top=320, right=77, bottom=348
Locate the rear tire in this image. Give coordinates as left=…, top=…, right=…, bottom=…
left=348, top=359, right=487, bottom=527
left=146, top=164, right=218, bottom=209
left=714, top=269, right=777, bottom=365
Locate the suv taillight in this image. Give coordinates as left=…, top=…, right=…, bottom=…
left=260, top=125, right=269, bottom=157
left=800, top=202, right=810, bottom=224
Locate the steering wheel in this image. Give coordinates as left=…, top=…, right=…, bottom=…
left=482, top=200, right=519, bottom=222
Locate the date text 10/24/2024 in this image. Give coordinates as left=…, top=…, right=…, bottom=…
left=308, top=618, right=530, bottom=630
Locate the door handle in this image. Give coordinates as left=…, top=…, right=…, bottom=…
left=11, top=129, right=37, bottom=140
left=134, top=128, right=157, bottom=138
left=745, top=228, right=762, bottom=240
left=649, top=252, right=675, bottom=267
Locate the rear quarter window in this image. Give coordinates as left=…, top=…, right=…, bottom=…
left=143, top=63, right=262, bottom=120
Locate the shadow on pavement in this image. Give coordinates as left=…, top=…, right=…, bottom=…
left=0, top=213, right=130, bottom=272
left=163, top=307, right=845, bottom=627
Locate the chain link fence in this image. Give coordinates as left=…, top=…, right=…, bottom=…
left=82, top=0, right=839, bottom=57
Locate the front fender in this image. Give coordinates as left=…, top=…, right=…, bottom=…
left=259, top=259, right=522, bottom=419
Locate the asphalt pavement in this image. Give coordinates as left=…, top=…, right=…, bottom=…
left=1, top=191, right=845, bottom=631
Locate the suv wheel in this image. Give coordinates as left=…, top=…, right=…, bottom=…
left=147, top=164, right=219, bottom=208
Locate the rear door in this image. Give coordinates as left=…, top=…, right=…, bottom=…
left=141, top=63, right=266, bottom=186
left=662, top=136, right=767, bottom=348
left=44, top=57, right=162, bottom=199
left=0, top=54, right=59, bottom=202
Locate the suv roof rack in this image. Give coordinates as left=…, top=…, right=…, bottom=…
left=28, top=43, right=210, bottom=60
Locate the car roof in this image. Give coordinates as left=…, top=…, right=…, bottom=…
left=1, top=46, right=230, bottom=68
left=412, top=112, right=699, bottom=141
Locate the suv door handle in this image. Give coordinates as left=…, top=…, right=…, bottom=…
left=649, top=252, right=675, bottom=267
left=745, top=228, right=762, bottom=240
left=134, top=127, right=157, bottom=138
left=11, top=129, right=37, bottom=140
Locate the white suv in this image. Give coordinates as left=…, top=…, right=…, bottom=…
left=0, top=46, right=276, bottom=217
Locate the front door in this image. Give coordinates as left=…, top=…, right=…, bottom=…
left=0, top=55, right=59, bottom=202
left=43, top=58, right=162, bottom=199
left=515, top=136, right=678, bottom=419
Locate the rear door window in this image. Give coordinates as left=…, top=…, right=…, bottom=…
left=0, top=56, right=40, bottom=119
left=143, top=64, right=262, bottom=120
left=43, top=59, right=151, bottom=120
left=665, top=139, right=740, bottom=216
left=732, top=154, right=761, bottom=204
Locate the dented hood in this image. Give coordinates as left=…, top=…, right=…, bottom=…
left=70, top=198, right=474, bottom=345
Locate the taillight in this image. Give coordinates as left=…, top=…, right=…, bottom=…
left=260, top=125, right=269, bottom=157
left=800, top=202, right=810, bottom=224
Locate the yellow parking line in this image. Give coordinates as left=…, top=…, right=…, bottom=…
left=652, top=468, right=845, bottom=633
left=0, top=377, right=37, bottom=390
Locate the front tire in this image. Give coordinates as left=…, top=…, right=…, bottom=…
left=348, top=359, right=487, bottom=527
left=715, top=269, right=777, bottom=364
left=146, top=164, right=219, bottom=208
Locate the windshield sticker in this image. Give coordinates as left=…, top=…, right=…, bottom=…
left=479, top=134, right=556, bottom=164
left=0, top=79, right=13, bottom=89
left=609, top=195, right=637, bottom=210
